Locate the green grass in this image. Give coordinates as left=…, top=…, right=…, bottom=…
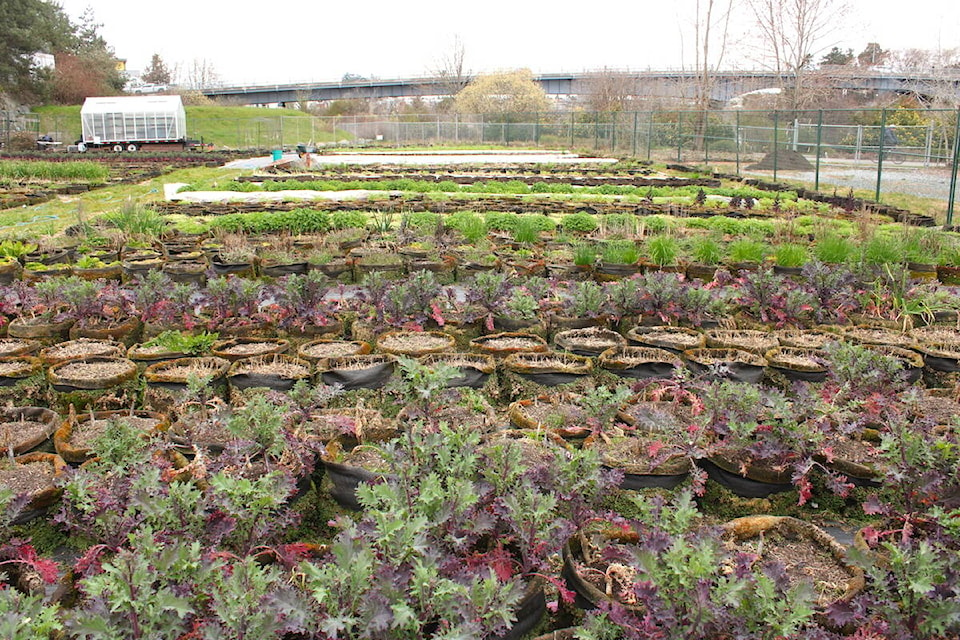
left=0, top=159, right=108, bottom=182
left=33, top=104, right=352, bottom=149
left=0, top=166, right=242, bottom=237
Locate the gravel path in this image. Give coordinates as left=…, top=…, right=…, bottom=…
left=745, top=160, right=958, bottom=202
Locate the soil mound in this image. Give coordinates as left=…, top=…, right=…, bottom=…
left=746, top=150, right=813, bottom=171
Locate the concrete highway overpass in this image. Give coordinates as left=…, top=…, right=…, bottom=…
left=201, top=70, right=960, bottom=106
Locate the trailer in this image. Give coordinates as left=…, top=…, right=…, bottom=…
left=78, top=95, right=187, bottom=152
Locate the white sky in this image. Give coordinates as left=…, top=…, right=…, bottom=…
left=53, top=0, right=960, bottom=86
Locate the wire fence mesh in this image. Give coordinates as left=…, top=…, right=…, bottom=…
left=5, top=107, right=960, bottom=221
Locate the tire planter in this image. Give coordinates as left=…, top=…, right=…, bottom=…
left=0, top=338, right=40, bottom=358
left=910, top=326, right=960, bottom=347
left=705, top=329, right=778, bottom=356
left=470, top=332, right=548, bottom=357
left=916, top=343, right=960, bottom=373
left=595, top=261, right=642, bottom=281
left=561, top=528, right=643, bottom=611
left=260, top=260, right=309, bottom=278
left=7, top=316, right=75, bottom=344
left=227, top=354, right=312, bottom=392
left=53, top=409, right=169, bottom=463
left=490, top=578, right=547, bottom=640
left=162, top=260, right=208, bottom=285
left=685, top=262, right=718, bottom=281
left=701, top=450, right=794, bottom=498
left=598, top=345, right=682, bottom=380
left=143, top=356, right=230, bottom=416
left=626, top=325, right=704, bottom=353
left=682, top=348, right=767, bottom=384
left=813, top=434, right=884, bottom=487
left=0, top=406, right=60, bottom=455
left=548, top=314, right=607, bottom=335
left=311, top=259, right=354, bottom=282
left=21, top=264, right=72, bottom=283
left=508, top=394, right=590, bottom=438
left=281, top=319, right=344, bottom=341
left=39, top=338, right=126, bottom=366
left=1, top=452, right=67, bottom=525
left=764, top=347, right=829, bottom=383
left=322, top=441, right=392, bottom=510
left=936, top=264, right=960, bottom=285
left=211, top=337, right=290, bottom=362
left=375, top=330, right=456, bottom=357
left=0, top=356, right=45, bottom=406
left=863, top=344, right=924, bottom=384
left=554, top=326, right=626, bottom=357
left=297, top=339, right=371, bottom=367
left=46, top=357, right=139, bottom=412
left=69, top=316, right=143, bottom=347
left=419, top=352, right=496, bottom=389
left=503, top=352, right=593, bottom=387
left=0, top=259, right=21, bottom=285
left=843, top=325, right=916, bottom=349
left=126, top=343, right=189, bottom=369
left=584, top=433, right=689, bottom=490
left=775, top=328, right=842, bottom=350
left=210, top=258, right=256, bottom=278
left=72, top=263, right=122, bottom=281
left=720, top=516, right=865, bottom=609
left=320, top=354, right=396, bottom=390
left=121, top=257, right=166, bottom=282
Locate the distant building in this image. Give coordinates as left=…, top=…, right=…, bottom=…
left=31, top=53, right=55, bottom=71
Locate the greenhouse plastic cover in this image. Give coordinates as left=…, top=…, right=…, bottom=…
left=80, top=95, right=186, bottom=143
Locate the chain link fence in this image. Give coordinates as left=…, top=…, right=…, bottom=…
left=7, top=107, right=960, bottom=222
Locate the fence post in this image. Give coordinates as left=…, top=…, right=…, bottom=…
left=632, top=111, right=638, bottom=158
left=735, top=111, right=741, bottom=174
left=646, top=112, right=653, bottom=161
left=773, top=110, right=779, bottom=182
left=676, top=111, right=683, bottom=162
left=924, top=122, right=934, bottom=167
left=947, top=107, right=960, bottom=226
left=855, top=125, right=863, bottom=161
left=876, top=108, right=887, bottom=202
left=792, top=118, right=799, bottom=151
left=570, top=112, right=574, bottom=148
left=611, top=113, right=617, bottom=152
left=815, top=110, right=824, bottom=192
left=594, top=111, right=599, bottom=151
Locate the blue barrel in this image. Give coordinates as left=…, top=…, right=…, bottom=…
left=271, top=149, right=283, bottom=161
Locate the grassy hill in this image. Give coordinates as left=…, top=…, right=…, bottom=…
left=33, top=103, right=350, bottom=149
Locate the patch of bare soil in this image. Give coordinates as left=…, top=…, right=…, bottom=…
left=43, top=340, right=121, bottom=363
left=69, top=416, right=160, bottom=448
left=219, top=342, right=283, bottom=357
left=379, top=333, right=451, bottom=352
left=0, top=461, right=54, bottom=495
left=301, top=341, right=364, bottom=359
left=0, top=361, right=36, bottom=376
left=0, top=421, right=49, bottom=447
left=729, top=532, right=851, bottom=605
left=231, top=359, right=309, bottom=378
left=475, top=335, right=545, bottom=352
left=55, top=360, right=131, bottom=380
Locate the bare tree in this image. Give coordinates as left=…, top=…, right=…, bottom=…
left=430, top=35, right=470, bottom=111
left=581, top=68, right=639, bottom=112
left=746, top=0, right=850, bottom=110
left=679, top=0, right=736, bottom=150
left=180, top=58, right=221, bottom=90
left=692, top=0, right=735, bottom=112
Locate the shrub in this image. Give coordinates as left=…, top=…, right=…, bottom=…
left=561, top=212, right=598, bottom=233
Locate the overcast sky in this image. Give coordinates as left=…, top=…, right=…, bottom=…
left=53, top=0, right=960, bottom=86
